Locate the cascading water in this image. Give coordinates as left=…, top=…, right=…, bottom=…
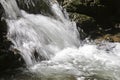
left=1, top=0, right=120, bottom=80
left=0, top=0, right=80, bottom=66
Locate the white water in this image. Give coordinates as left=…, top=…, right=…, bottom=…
left=1, top=0, right=120, bottom=80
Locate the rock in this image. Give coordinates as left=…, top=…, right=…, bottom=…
left=95, top=33, right=120, bottom=42
left=59, top=0, right=120, bottom=40
left=69, top=13, right=96, bottom=30
left=0, top=5, right=24, bottom=73
left=16, top=0, right=53, bottom=16
left=69, top=12, right=99, bottom=38
left=62, top=0, right=103, bottom=13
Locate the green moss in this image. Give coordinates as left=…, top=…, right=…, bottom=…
left=69, top=13, right=95, bottom=24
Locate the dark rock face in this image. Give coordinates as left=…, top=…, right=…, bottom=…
left=0, top=4, right=24, bottom=73
left=69, top=13, right=98, bottom=37
left=59, top=0, right=120, bottom=39
left=16, top=0, right=53, bottom=16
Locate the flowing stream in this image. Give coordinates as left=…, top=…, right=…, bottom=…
left=0, top=0, right=120, bottom=80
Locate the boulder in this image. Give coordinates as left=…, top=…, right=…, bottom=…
left=0, top=5, right=24, bottom=73
left=58, top=0, right=120, bottom=40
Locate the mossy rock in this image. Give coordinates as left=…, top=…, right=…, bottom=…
left=61, top=0, right=103, bottom=12
left=69, top=13, right=99, bottom=37
left=69, top=12, right=95, bottom=24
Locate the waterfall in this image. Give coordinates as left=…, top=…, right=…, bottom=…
left=0, top=0, right=80, bottom=66
left=1, top=0, right=120, bottom=80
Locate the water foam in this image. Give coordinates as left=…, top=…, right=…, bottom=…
left=1, top=0, right=120, bottom=80
left=30, top=43, right=120, bottom=80
left=0, top=0, right=80, bottom=66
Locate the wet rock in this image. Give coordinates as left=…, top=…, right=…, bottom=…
left=69, top=13, right=97, bottom=35
left=95, top=33, right=120, bottom=42
left=0, top=5, right=24, bottom=73
left=16, top=0, right=53, bottom=16
left=59, top=0, right=120, bottom=40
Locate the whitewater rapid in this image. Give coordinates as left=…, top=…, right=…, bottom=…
left=29, top=42, right=120, bottom=80
left=1, top=0, right=120, bottom=80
